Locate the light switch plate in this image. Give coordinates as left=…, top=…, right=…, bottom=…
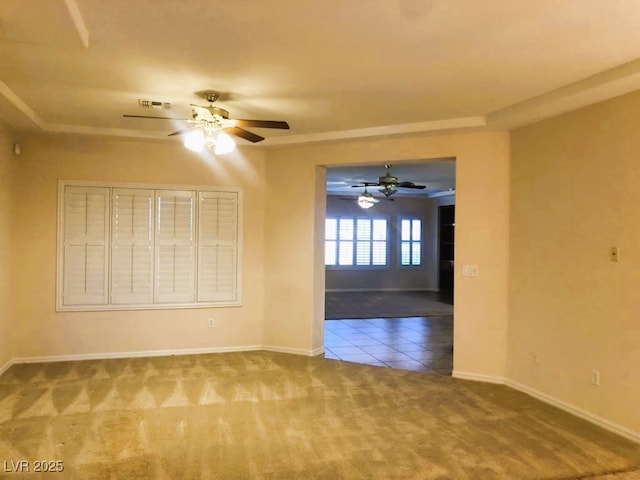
left=462, top=264, right=479, bottom=277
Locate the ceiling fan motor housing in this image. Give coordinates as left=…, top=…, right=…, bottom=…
left=200, top=91, right=220, bottom=103
left=379, top=184, right=398, bottom=197
left=379, top=173, right=399, bottom=185
left=206, top=107, right=230, bottom=119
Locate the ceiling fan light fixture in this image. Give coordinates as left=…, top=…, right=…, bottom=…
left=184, top=127, right=236, bottom=155
left=358, top=196, right=375, bottom=209
left=357, top=192, right=379, bottom=209
left=184, top=128, right=206, bottom=152
left=213, top=131, right=236, bottom=155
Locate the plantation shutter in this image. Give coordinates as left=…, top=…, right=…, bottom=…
left=155, top=190, right=196, bottom=303
left=111, top=188, right=154, bottom=304
left=355, top=219, right=371, bottom=265
left=197, top=191, right=238, bottom=302
left=372, top=219, right=387, bottom=265
left=62, top=186, right=109, bottom=306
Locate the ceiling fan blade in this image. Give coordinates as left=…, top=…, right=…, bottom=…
left=223, top=126, right=265, bottom=143
left=233, top=119, right=290, bottom=130
left=168, top=127, right=193, bottom=137
left=397, top=183, right=426, bottom=189
left=351, top=182, right=380, bottom=187
left=123, top=114, right=182, bottom=120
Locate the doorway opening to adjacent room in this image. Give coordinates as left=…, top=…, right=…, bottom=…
left=323, top=159, right=455, bottom=374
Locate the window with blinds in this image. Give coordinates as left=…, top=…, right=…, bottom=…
left=57, top=182, right=242, bottom=311
left=400, top=218, right=422, bottom=266
left=324, top=216, right=388, bottom=267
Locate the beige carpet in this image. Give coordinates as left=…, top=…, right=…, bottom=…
left=1, top=351, right=639, bottom=479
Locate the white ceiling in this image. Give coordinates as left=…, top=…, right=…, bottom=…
left=3, top=0, right=640, bottom=147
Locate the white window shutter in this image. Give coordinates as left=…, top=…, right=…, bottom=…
left=155, top=190, right=196, bottom=303
left=111, top=188, right=154, bottom=305
left=58, top=182, right=242, bottom=310
left=62, top=186, right=109, bottom=306
left=197, top=192, right=238, bottom=302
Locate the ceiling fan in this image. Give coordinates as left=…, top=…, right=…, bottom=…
left=123, top=91, right=289, bottom=153
left=352, top=164, right=427, bottom=198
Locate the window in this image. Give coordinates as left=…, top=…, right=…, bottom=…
left=400, top=218, right=422, bottom=266
left=325, top=217, right=387, bottom=267
left=57, top=181, right=242, bottom=311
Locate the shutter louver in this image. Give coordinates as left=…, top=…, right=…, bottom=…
left=62, top=186, right=109, bottom=306
left=111, top=189, right=154, bottom=304
left=155, top=190, right=196, bottom=303
left=198, top=192, right=238, bottom=302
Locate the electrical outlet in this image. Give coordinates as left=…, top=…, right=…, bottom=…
left=208, top=318, right=215, bottom=328
left=531, top=350, right=539, bottom=365
left=610, top=246, right=619, bottom=262
left=591, top=370, right=600, bottom=386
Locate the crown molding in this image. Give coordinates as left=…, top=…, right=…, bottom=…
left=261, top=117, right=487, bottom=146
left=487, top=56, right=640, bottom=129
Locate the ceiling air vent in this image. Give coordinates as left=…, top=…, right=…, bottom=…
left=138, top=99, right=171, bottom=109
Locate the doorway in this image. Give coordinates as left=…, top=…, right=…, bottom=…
left=323, top=161, right=455, bottom=374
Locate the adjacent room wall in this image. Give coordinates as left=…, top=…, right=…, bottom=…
left=509, top=90, right=640, bottom=435
left=10, top=133, right=267, bottom=359
left=325, top=193, right=455, bottom=292
left=0, top=125, right=14, bottom=370
left=264, top=131, right=510, bottom=377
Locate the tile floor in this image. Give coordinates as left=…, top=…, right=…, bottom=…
left=324, top=316, right=453, bottom=375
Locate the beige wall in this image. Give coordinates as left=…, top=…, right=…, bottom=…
left=509, top=90, right=640, bottom=434
left=10, top=133, right=267, bottom=358
left=264, top=131, right=510, bottom=376
left=0, top=125, right=15, bottom=369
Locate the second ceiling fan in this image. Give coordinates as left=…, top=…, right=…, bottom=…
left=352, top=164, right=426, bottom=198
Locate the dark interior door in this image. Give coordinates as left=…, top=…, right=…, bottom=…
left=438, top=205, right=455, bottom=295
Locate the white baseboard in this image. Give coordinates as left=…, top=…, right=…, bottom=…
left=452, top=370, right=506, bottom=384
left=0, top=358, right=12, bottom=376
left=453, top=371, right=639, bottom=444
left=262, top=345, right=324, bottom=357
left=13, top=345, right=264, bottom=365
left=505, top=379, right=640, bottom=444
left=10, top=344, right=324, bottom=367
